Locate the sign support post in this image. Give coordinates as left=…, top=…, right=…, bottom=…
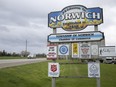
left=52, top=28, right=57, bottom=87
left=52, top=77, right=56, bottom=87
left=94, top=25, right=98, bottom=31
left=97, top=77, right=101, bottom=87
left=94, top=25, right=101, bottom=87
left=96, top=60, right=100, bottom=87
left=52, top=59, right=56, bottom=87
left=53, top=28, right=57, bottom=34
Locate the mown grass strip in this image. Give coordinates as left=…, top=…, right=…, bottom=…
left=0, top=60, right=116, bottom=87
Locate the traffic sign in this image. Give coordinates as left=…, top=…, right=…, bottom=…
left=48, top=31, right=104, bottom=43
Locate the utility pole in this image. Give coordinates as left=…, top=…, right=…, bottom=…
left=25, top=40, right=27, bottom=57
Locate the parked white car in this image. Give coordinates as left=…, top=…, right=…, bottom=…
left=27, top=54, right=36, bottom=59
left=104, top=57, right=116, bottom=64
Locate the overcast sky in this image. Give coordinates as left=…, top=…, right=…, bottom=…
left=0, top=0, right=116, bottom=54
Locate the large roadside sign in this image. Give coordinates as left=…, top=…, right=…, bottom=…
left=48, top=31, right=104, bottom=43
left=99, top=46, right=116, bottom=57
left=47, top=45, right=57, bottom=60
left=48, top=5, right=103, bottom=31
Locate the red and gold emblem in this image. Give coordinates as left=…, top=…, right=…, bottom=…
left=51, top=64, right=57, bottom=72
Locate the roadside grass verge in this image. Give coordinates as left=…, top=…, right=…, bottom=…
left=0, top=61, right=51, bottom=87
left=0, top=60, right=116, bottom=87
left=0, top=56, right=27, bottom=59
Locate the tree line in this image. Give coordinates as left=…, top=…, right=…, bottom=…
left=0, top=50, right=46, bottom=58
left=0, top=50, right=20, bottom=57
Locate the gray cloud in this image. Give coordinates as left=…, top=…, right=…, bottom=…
left=0, top=0, right=116, bottom=54
left=0, top=25, right=10, bottom=32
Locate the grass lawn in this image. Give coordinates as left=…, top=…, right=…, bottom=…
left=0, top=60, right=116, bottom=87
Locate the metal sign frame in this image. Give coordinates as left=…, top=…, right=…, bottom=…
left=48, top=5, right=103, bottom=87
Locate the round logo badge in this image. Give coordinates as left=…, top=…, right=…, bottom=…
left=59, top=45, right=68, bottom=54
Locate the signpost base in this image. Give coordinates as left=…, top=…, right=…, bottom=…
left=52, top=77, right=56, bottom=87
left=52, top=59, right=56, bottom=87
left=97, top=77, right=101, bottom=87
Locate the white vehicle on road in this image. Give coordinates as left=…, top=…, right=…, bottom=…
left=27, top=54, right=36, bottom=59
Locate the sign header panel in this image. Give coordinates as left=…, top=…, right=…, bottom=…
left=48, top=31, right=104, bottom=43
left=99, top=46, right=116, bottom=57
left=48, top=5, right=103, bottom=31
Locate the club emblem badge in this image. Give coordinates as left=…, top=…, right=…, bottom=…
left=51, top=64, right=57, bottom=72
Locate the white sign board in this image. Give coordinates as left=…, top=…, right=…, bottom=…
left=48, top=63, right=60, bottom=77
left=47, top=45, right=57, bottom=59
left=88, top=62, right=100, bottom=78
left=58, top=44, right=69, bottom=55
left=48, top=31, right=104, bottom=43
left=72, top=43, right=79, bottom=58
left=91, top=45, right=98, bottom=55
left=99, top=46, right=116, bottom=57
left=80, top=43, right=91, bottom=58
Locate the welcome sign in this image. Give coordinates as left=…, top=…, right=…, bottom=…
left=48, top=5, right=103, bottom=31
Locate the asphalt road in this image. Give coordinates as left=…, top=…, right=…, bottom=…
left=0, top=58, right=47, bottom=69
